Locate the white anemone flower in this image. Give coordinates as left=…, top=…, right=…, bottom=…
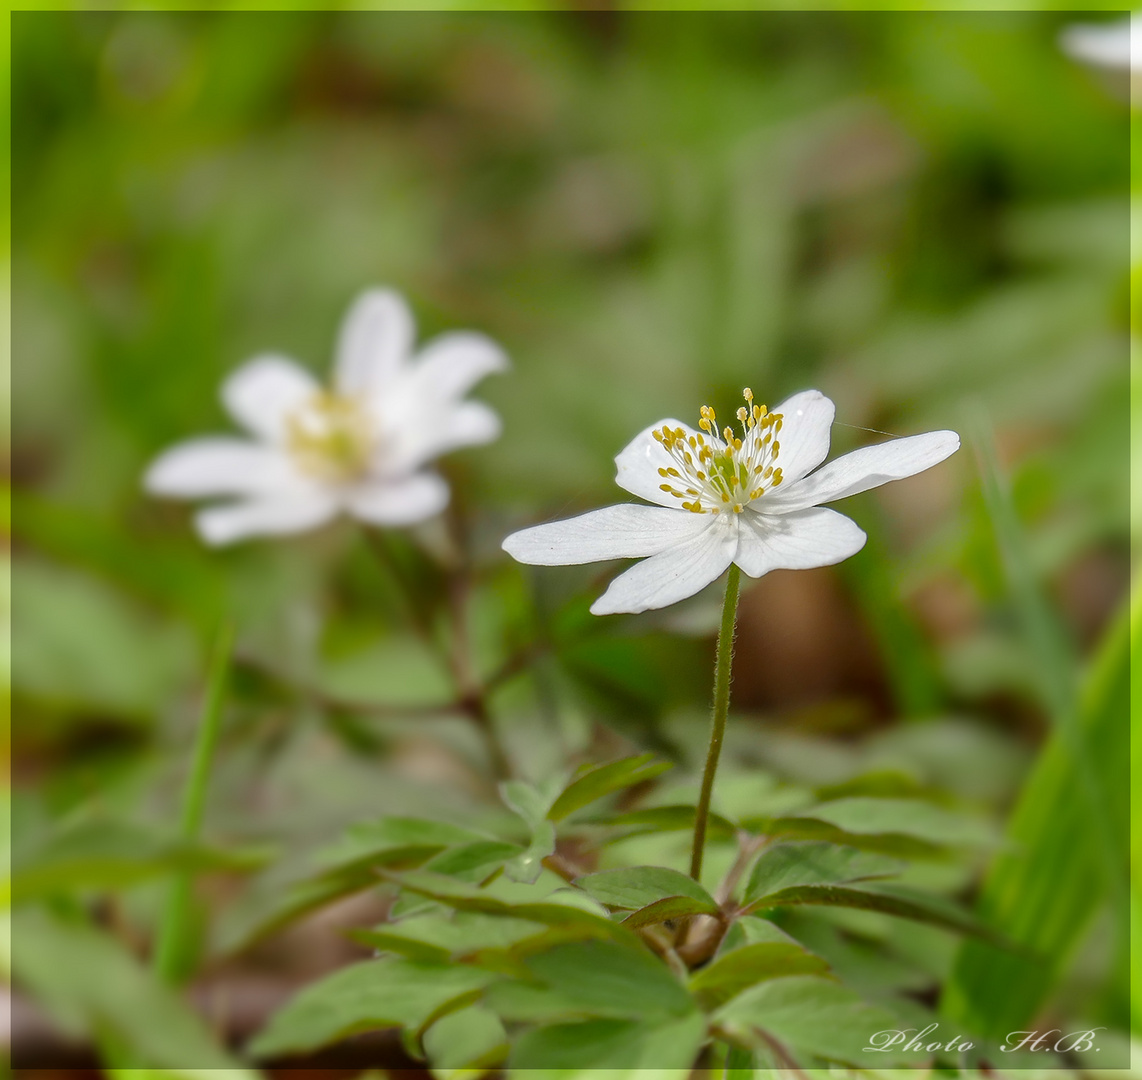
left=145, top=288, right=507, bottom=545
left=503, top=389, right=959, bottom=615
left=1060, top=15, right=1139, bottom=74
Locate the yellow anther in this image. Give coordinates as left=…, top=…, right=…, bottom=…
left=286, top=391, right=374, bottom=482
left=737, top=407, right=748, bottom=424
left=744, top=387, right=753, bottom=402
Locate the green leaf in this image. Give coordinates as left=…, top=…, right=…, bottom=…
left=12, top=557, right=197, bottom=724
left=218, top=819, right=493, bottom=950
left=504, top=819, right=557, bottom=885
left=10, top=909, right=240, bottom=1069
left=547, top=754, right=672, bottom=823
left=622, top=895, right=721, bottom=928
left=574, top=866, right=718, bottom=912
left=743, top=842, right=902, bottom=904
left=490, top=940, right=695, bottom=1022
left=745, top=884, right=1009, bottom=944
left=353, top=911, right=547, bottom=963
left=799, top=798, right=997, bottom=846
left=501, top=780, right=552, bottom=825
left=9, top=818, right=266, bottom=903
left=247, top=958, right=495, bottom=1058
left=689, top=942, right=830, bottom=1010
left=508, top=1011, right=707, bottom=1068
left=500, top=781, right=559, bottom=885
left=942, top=591, right=1134, bottom=1037
left=423, top=1004, right=508, bottom=1073
left=422, top=841, right=523, bottom=881
left=715, top=974, right=903, bottom=1066
left=748, top=815, right=946, bottom=861
left=321, top=817, right=493, bottom=866
left=382, top=870, right=632, bottom=942
left=592, top=805, right=736, bottom=842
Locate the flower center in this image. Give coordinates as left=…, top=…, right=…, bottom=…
left=653, top=388, right=784, bottom=514
left=285, top=391, right=375, bottom=483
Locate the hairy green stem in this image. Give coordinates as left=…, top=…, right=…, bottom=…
left=690, top=564, right=741, bottom=882
left=154, top=623, right=233, bottom=983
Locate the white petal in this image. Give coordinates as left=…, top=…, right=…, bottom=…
left=194, top=492, right=339, bottom=545
left=767, top=389, right=835, bottom=487
left=334, top=288, right=415, bottom=396
left=503, top=504, right=714, bottom=566
left=1060, top=18, right=1136, bottom=72
left=386, top=401, right=503, bottom=473
left=404, top=331, right=508, bottom=402
left=590, top=515, right=737, bottom=616
left=762, top=430, right=961, bottom=514
left=221, top=355, right=318, bottom=443
left=346, top=472, right=450, bottom=527
left=735, top=506, right=867, bottom=578
left=613, top=419, right=702, bottom=509
left=144, top=438, right=299, bottom=498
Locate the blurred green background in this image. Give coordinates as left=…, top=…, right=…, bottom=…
left=7, top=7, right=1134, bottom=1071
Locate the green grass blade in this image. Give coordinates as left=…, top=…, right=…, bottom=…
left=153, top=623, right=234, bottom=984
left=941, top=585, right=1133, bottom=1037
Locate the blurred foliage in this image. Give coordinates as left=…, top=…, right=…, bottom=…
left=7, top=7, right=1133, bottom=1074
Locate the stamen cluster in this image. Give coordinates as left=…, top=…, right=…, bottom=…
left=652, top=388, right=783, bottom=514
left=286, top=391, right=376, bottom=482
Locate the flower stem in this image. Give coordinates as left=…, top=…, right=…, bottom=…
left=690, top=563, right=741, bottom=883
left=154, top=622, right=233, bottom=983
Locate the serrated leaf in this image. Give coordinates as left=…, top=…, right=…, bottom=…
left=320, top=817, right=493, bottom=867
left=423, top=841, right=522, bottom=881
left=744, top=883, right=1009, bottom=945
left=382, top=870, right=632, bottom=942
left=547, top=755, right=672, bottom=823
left=489, top=940, right=695, bottom=1022
left=508, top=1011, right=707, bottom=1068
left=746, top=815, right=946, bottom=860
left=353, top=911, right=546, bottom=964
left=689, top=942, right=830, bottom=1010
left=247, top=958, right=495, bottom=1058
left=801, top=798, right=997, bottom=846
left=622, top=895, right=720, bottom=928
left=575, top=866, right=717, bottom=911
left=715, top=974, right=904, bottom=1066
left=594, top=805, right=737, bottom=842
left=743, top=842, right=902, bottom=904
left=218, top=843, right=446, bottom=952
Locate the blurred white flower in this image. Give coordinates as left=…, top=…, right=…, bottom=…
left=1060, top=15, right=1140, bottom=93
left=146, top=288, right=507, bottom=544
left=503, top=389, right=958, bottom=615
